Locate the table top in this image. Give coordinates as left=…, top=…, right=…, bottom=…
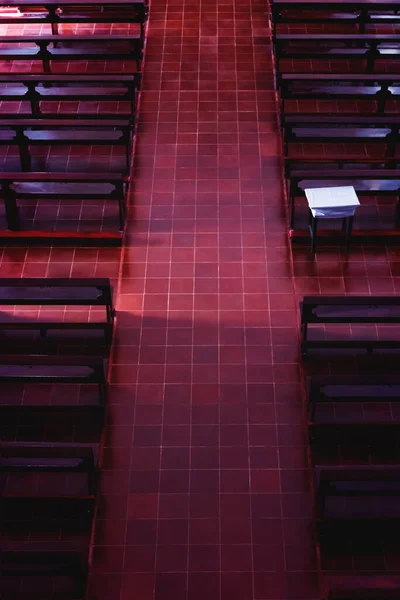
left=305, top=186, right=360, bottom=209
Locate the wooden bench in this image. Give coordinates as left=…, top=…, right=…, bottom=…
left=0, top=0, right=147, bottom=46
left=300, top=295, right=400, bottom=354
left=284, top=156, right=400, bottom=175
left=0, top=118, right=133, bottom=172
left=325, top=576, right=400, bottom=600
left=0, top=442, right=96, bottom=516
left=308, top=375, right=400, bottom=420
left=288, top=168, right=400, bottom=227
left=0, top=355, right=107, bottom=401
left=0, top=400, right=104, bottom=433
left=0, top=172, right=128, bottom=240
left=315, top=465, right=400, bottom=524
left=282, top=115, right=400, bottom=159
left=0, top=361, right=105, bottom=438
left=0, top=542, right=88, bottom=599
left=0, top=277, right=114, bottom=348
left=0, top=356, right=106, bottom=441
left=270, top=0, right=400, bottom=33
left=278, top=74, right=400, bottom=114
left=274, top=34, right=400, bottom=73
left=0, top=34, right=142, bottom=72
left=307, top=375, right=400, bottom=445
left=0, top=73, right=140, bottom=119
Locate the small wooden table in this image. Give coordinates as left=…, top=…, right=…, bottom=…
left=305, top=186, right=360, bottom=253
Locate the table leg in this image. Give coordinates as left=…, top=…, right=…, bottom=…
left=346, top=216, right=354, bottom=252
left=309, top=210, right=318, bottom=254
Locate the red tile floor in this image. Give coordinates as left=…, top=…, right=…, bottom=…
left=1, top=0, right=400, bottom=598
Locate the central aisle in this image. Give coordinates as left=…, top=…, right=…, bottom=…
left=90, top=0, right=317, bottom=598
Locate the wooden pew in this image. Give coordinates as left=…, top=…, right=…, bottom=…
left=0, top=277, right=114, bottom=349
left=287, top=167, right=400, bottom=227
left=0, top=73, right=141, bottom=119
left=0, top=399, right=105, bottom=438
left=0, top=442, right=96, bottom=517
left=326, top=576, right=400, bottom=599
left=0, top=277, right=113, bottom=313
left=0, top=34, right=142, bottom=72
left=285, top=156, right=400, bottom=177
left=278, top=73, right=400, bottom=114
left=0, top=355, right=107, bottom=401
left=0, top=542, right=88, bottom=599
left=0, top=0, right=147, bottom=46
left=315, top=465, right=400, bottom=525
left=300, top=295, right=400, bottom=354
left=308, top=375, right=400, bottom=421
left=0, top=172, right=129, bottom=241
left=270, top=0, right=400, bottom=33
left=0, top=118, right=133, bottom=172
left=307, top=375, right=400, bottom=447
left=282, top=115, right=400, bottom=159
left=0, top=359, right=106, bottom=439
left=274, top=34, right=400, bottom=74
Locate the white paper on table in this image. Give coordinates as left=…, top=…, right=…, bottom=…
left=305, top=186, right=360, bottom=219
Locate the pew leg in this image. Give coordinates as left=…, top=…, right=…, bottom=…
left=377, top=89, right=389, bottom=114
left=27, top=84, right=42, bottom=117
left=358, top=8, right=367, bottom=34
left=290, top=195, right=294, bottom=229
left=19, top=145, right=31, bottom=172
left=43, top=59, right=52, bottom=75
left=29, top=94, right=42, bottom=116
left=315, top=491, right=324, bottom=522
left=310, top=397, right=316, bottom=421
left=51, top=21, right=59, bottom=48
left=118, top=198, right=125, bottom=231
left=106, top=304, right=113, bottom=324
left=38, top=41, right=53, bottom=75
left=140, top=22, right=145, bottom=48
left=125, top=141, right=130, bottom=173
left=98, top=382, right=107, bottom=407
left=289, top=182, right=296, bottom=229
left=366, top=55, right=374, bottom=74
left=3, top=188, right=20, bottom=231
left=300, top=321, right=308, bottom=356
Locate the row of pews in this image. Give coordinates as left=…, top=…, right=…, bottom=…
left=0, top=1, right=147, bottom=595
left=0, top=277, right=114, bottom=599
left=299, top=294, right=400, bottom=599
left=270, top=0, right=400, bottom=31
left=0, top=1, right=145, bottom=596
left=0, top=0, right=147, bottom=243
left=269, top=0, right=400, bottom=239
left=0, top=0, right=148, bottom=42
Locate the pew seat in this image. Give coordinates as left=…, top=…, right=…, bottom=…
left=0, top=173, right=128, bottom=242
left=300, top=295, right=400, bottom=354
left=0, top=73, right=140, bottom=119
left=0, top=118, right=133, bottom=172
left=0, top=277, right=114, bottom=350
left=0, top=34, right=142, bottom=72
left=0, top=542, right=88, bottom=599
